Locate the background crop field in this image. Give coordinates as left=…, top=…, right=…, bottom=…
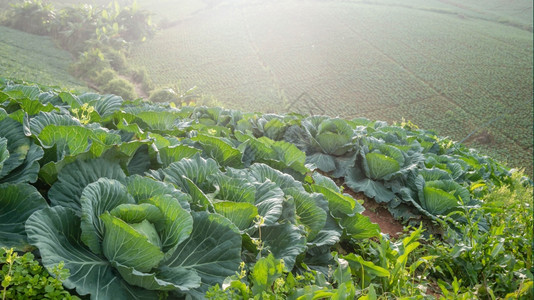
left=0, top=25, right=88, bottom=90
left=3, top=0, right=532, bottom=175
left=127, top=0, right=533, bottom=174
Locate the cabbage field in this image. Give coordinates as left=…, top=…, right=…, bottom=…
left=128, top=0, right=533, bottom=177
left=0, top=26, right=87, bottom=91
left=0, top=0, right=532, bottom=298
left=0, top=79, right=532, bottom=299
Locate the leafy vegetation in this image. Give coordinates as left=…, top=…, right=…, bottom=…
left=0, top=79, right=531, bottom=299
left=128, top=0, right=533, bottom=177
left=1, top=247, right=79, bottom=299
left=0, top=26, right=87, bottom=91
left=0, top=0, right=156, bottom=98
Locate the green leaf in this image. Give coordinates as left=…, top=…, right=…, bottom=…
left=312, top=172, right=340, bottom=191
left=158, top=145, right=201, bottom=168
left=251, top=254, right=284, bottom=295
left=422, top=187, right=459, bottom=215
left=164, top=212, right=242, bottom=294
left=365, top=152, right=400, bottom=180
left=111, top=203, right=164, bottom=223
left=260, top=223, right=307, bottom=270
left=333, top=257, right=352, bottom=285
left=48, top=158, right=127, bottom=211
left=342, top=253, right=390, bottom=278
left=254, top=181, right=284, bottom=226
left=113, top=263, right=201, bottom=291
left=249, top=163, right=303, bottom=192
left=163, top=154, right=220, bottom=193
left=211, top=173, right=256, bottom=203
left=213, top=201, right=258, bottom=231
left=307, top=153, right=336, bottom=173
left=101, top=212, right=164, bottom=272
left=338, top=214, right=380, bottom=239
left=26, top=206, right=157, bottom=299
left=0, top=117, right=30, bottom=177
left=263, top=118, right=286, bottom=140
left=345, top=167, right=396, bottom=204
left=182, top=177, right=214, bottom=211
left=127, top=144, right=151, bottom=175
left=126, top=175, right=191, bottom=211
left=191, top=134, right=243, bottom=168
left=0, top=183, right=47, bottom=250
left=286, top=188, right=327, bottom=240
left=59, top=92, right=82, bottom=109
left=315, top=118, right=354, bottom=155
left=134, top=111, right=182, bottom=132
left=0, top=137, right=8, bottom=170
left=0, top=143, right=43, bottom=184
left=80, top=178, right=135, bottom=254
left=143, top=194, right=193, bottom=254
left=308, top=214, right=342, bottom=247
left=38, top=125, right=93, bottom=160
left=93, top=94, right=123, bottom=119
left=311, top=184, right=363, bottom=217
left=332, top=281, right=356, bottom=300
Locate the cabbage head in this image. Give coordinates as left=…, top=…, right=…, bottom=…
left=26, top=176, right=242, bottom=299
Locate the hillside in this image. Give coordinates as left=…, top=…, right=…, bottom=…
left=0, top=26, right=87, bottom=91
left=0, top=1, right=532, bottom=298
left=2, top=0, right=531, bottom=176
left=127, top=0, right=533, bottom=176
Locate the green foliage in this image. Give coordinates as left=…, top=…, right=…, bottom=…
left=104, top=48, right=129, bottom=73
left=1, top=0, right=158, bottom=100
left=94, top=68, right=116, bottom=87
left=0, top=0, right=55, bottom=35
left=131, top=67, right=153, bottom=94
left=149, top=88, right=181, bottom=103
left=0, top=80, right=531, bottom=299
left=205, top=254, right=355, bottom=300
left=101, top=77, right=137, bottom=100
left=0, top=247, right=79, bottom=300
left=0, top=27, right=87, bottom=91
left=419, top=171, right=534, bottom=298
left=70, top=48, right=110, bottom=81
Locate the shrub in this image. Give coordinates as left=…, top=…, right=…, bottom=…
left=149, top=88, right=180, bottom=103
left=104, top=48, right=129, bottom=73
left=69, top=48, right=110, bottom=81
left=0, top=0, right=55, bottom=35
left=1, top=248, right=79, bottom=299
left=101, top=77, right=136, bottom=100
left=94, top=68, right=116, bottom=87
left=131, top=67, right=153, bottom=94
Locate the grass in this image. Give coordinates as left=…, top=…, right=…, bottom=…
left=127, top=0, right=532, bottom=175
left=0, top=25, right=87, bottom=91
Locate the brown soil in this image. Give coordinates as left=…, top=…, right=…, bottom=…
left=464, top=130, right=494, bottom=145
left=343, top=185, right=405, bottom=239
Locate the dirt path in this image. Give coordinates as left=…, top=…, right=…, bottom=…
left=343, top=186, right=405, bottom=238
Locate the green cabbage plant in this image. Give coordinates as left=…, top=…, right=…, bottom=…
left=25, top=159, right=242, bottom=299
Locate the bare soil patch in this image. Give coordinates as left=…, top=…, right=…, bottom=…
left=343, top=186, right=405, bottom=239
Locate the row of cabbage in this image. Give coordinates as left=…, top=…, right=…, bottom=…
left=0, top=78, right=523, bottom=299
left=0, top=79, right=380, bottom=299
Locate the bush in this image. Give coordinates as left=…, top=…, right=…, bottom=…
left=1, top=248, right=79, bottom=299
left=94, top=68, right=116, bottom=87
left=101, top=77, right=136, bottom=100
left=0, top=0, right=55, bottom=35
left=149, top=88, right=180, bottom=103
left=104, top=48, right=129, bottom=73
left=69, top=48, right=110, bottom=81
left=131, top=67, right=153, bottom=94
